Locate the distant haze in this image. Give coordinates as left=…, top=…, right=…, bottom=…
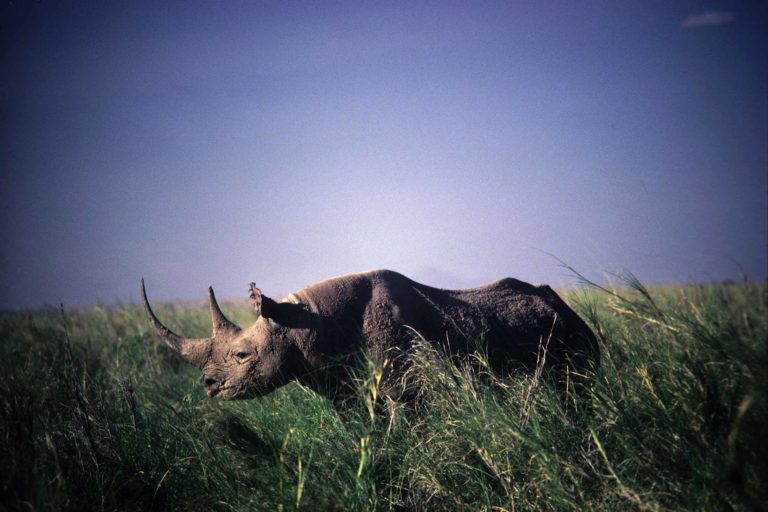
left=1, top=1, right=766, bottom=309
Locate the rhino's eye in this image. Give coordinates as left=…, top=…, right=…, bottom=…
left=234, top=351, right=252, bottom=361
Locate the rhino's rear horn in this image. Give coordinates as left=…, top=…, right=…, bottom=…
left=208, top=286, right=241, bottom=335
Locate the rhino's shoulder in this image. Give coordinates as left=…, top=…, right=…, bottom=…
left=292, top=270, right=397, bottom=311
left=454, top=277, right=537, bottom=294
left=299, top=269, right=400, bottom=292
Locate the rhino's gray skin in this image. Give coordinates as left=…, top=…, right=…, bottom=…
left=142, top=269, right=599, bottom=401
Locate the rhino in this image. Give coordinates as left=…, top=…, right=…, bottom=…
left=141, top=269, right=599, bottom=402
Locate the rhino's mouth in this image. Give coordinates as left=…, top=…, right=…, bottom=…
left=211, top=383, right=271, bottom=400
left=206, top=376, right=235, bottom=398
left=207, top=381, right=253, bottom=400
left=203, top=370, right=270, bottom=399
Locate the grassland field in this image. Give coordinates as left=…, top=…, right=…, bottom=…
left=1, top=276, right=766, bottom=511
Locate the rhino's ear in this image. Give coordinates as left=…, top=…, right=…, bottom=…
left=249, top=283, right=310, bottom=328
left=248, top=283, right=279, bottom=319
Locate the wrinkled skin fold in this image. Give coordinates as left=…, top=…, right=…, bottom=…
left=141, top=269, right=600, bottom=401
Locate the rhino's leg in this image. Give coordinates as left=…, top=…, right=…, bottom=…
left=546, top=333, right=599, bottom=416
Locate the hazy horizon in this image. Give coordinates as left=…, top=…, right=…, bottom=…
left=2, top=1, right=766, bottom=310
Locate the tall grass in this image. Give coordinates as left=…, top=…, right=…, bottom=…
left=1, top=279, right=765, bottom=511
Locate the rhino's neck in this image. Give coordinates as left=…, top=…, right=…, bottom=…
left=286, top=286, right=370, bottom=399
left=280, top=289, right=324, bottom=381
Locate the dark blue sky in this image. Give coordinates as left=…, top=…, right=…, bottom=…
left=1, top=1, right=766, bottom=309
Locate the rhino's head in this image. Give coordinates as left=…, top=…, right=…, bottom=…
left=141, top=280, right=310, bottom=399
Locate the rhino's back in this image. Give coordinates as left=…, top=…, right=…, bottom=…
left=296, top=269, right=597, bottom=366
left=375, top=270, right=598, bottom=370
left=297, top=269, right=564, bottom=329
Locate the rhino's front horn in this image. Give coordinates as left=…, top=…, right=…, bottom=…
left=141, top=279, right=212, bottom=369
left=207, top=286, right=240, bottom=336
